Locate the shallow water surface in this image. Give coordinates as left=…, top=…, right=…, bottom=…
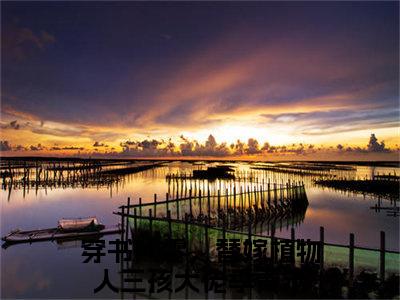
left=1, top=161, right=399, bottom=298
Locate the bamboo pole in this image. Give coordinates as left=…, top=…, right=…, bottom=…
left=349, top=233, right=354, bottom=286
left=380, top=231, right=385, bottom=281
left=320, top=226, right=325, bottom=271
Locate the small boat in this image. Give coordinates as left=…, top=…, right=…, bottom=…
left=1, top=217, right=121, bottom=245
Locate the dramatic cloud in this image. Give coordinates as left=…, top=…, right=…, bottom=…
left=14, top=145, right=27, bottom=151
left=231, top=140, right=246, bottom=156
left=262, top=108, right=399, bottom=136
left=2, top=23, right=55, bottom=61
left=120, top=138, right=175, bottom=156
left=109, top=134, right=397, bottom=157
left=2, top=133, right=398, bottom=160
left=93, top=141, right=108, bottom=147
left=0, top=141, right=12, bottom=151
left=367, top=134, right=388, bottom=153
left=247, top=138, right=261, bottom=155
left=29, top=144, right=44, bottom=151
left=175, top=135, right=230, bottom=157
left=50, top=146, right=84, bottom=151
left=62, top=146, right=84, bottom=151
left=1, top=120, right=20, bottom=130
left=1, top=2, right=398, bottom=156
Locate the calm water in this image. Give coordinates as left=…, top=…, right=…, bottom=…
left=1, top=161, right=399, bottom=298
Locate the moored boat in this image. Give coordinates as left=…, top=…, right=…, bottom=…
left=1, top=217, right=121, bottom=245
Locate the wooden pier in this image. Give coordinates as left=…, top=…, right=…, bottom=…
left=115, top=194, right=399, bottom=282
left=0, top=158, right=165, bottom=192
left=315, top=178, right=400, bottom=201
left=122, top=177, right=308, bottom=230
left=114, top=168, right=399, bottom=283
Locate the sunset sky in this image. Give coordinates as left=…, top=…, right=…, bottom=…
left=1, top=2, right=399, bottom=158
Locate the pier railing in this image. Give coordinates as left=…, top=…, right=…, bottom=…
left=127, top=214, right=399, bottom=278
left=116, top=204, right=399, bottom=282
left=115, top=179, right=399, bottom=281
left=118, top=180, right=308, bottom=228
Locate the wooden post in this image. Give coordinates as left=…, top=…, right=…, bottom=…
left=233, top=185, right=236, bottom=211
left=176, top=197, right=180, bottom=220
left=126, top=197, right=131, bottom=213
left=248, top=186, right=253, bottom=209
left=349, top=233, right=354, bottom=285
left=167, top=210, right=172, bottom=239
left=253, top=185, right=257, bottom=210
left=290, top=226, right=296, bottom=266
left=259, top=185, right=264, bottom=210
left=223, top=213, right=227, bottom=242
left=184, top=176, right=187, bottom=197
left=285, top=182, right=289, bottom=204
left=139, top=197, right=142, bottom=217
left=233, top=185, right=237, bottom=224
left=149, top=209, right=153, bottom=234
left=175, top=180, right=179, bottom=201
left=380, top=231, right=385, bottom=281
left=189, top=189, right=193, bottom=217
left=217, top=189, right=221, bottom=227
left=154, top=193, right=157, bottom=218
left=125, top=197, right=130, bottom=241
left=199, top=189, right=202, bottom=216
left=225, top=188, right=228, bottom=212
left=320, top=226, right=324, bottom=271
left=166, top=192, right=169, bottom=216
left=133, top=208, right=137, bottom=236
left=207, top=188, right=211, bottom=226
left=271, top=223, right=275, bottom=264
left=121, top=205, right=125, bottom=241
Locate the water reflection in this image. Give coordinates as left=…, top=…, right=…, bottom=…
left=1, top=161, right=399, bottom=298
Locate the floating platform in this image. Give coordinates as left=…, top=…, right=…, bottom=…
left=192, top=166, right=235, bottom=179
